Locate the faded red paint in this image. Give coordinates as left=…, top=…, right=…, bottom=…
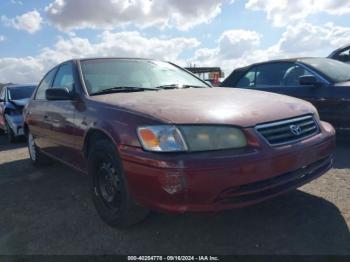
left=24, top=58, right=336, bottom=214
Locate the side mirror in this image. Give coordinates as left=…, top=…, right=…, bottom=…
left=46, top=88, right=73, bottom=101
left=299, top=75, right=321, bottom=87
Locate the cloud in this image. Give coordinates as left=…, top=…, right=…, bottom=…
left=1, top=10, right=43, bottom=33
left=189, top=22, right=350, bottom=76
left=10, top=0, right=23, bottom=5
left=277, top=22, right=350, bottom=56
left=190, top=29, right=262, bottom=70
left=0, top=35, right=5, bottom=42
left=246, top=0, right=350, bottom=27
left=45, top=0, right=222, bottom=31
left=0, top=31, right=200, bottom=83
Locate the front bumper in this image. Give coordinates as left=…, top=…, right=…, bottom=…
left=5, top=114, right=25, bottom=136
left=120, top=121, right=336, bottom=213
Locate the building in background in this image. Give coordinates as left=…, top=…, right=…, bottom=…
left=185, top=66, right=225, bottom=86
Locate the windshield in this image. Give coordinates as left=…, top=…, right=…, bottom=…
left=8, top=86, right=36, bottom=100
left=301, top=58, right=350, bottom=83
left=80, top=59, right=209, bottom=95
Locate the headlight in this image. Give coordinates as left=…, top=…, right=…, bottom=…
left=137, top=126, right=187, bottom=152
left=137, top=125, right=247, bottom=152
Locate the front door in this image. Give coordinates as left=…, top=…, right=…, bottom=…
left=0, top=88, right=6, bottom=130
left=273, top=64, right=337, bottom=127
left=45, top=62, right=82, bottom=168
left=27, top=68, right=58, bottom=150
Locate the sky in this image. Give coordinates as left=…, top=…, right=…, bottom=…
left=0, top=0, right=350, bottom=83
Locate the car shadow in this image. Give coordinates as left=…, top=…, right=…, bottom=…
left=334, top=139, right=350, bottom=169
left=136, top=191, right=350, bottom=255
left=0, top=138, right=349, bottom=255
left=0, top=134, right=26, bottom=151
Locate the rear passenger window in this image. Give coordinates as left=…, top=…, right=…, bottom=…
left=35, top=68, right=57, bottom=100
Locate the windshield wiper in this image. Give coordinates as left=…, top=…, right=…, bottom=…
left=90, top=86, right=158, bottom=96
left=155, top=84, right=207, bottom=90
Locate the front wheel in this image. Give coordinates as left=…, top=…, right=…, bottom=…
left=6, top=122, right=16, bottom=143
left=88, top=140, right=149, bottom=228
left=27, top=131, right=52, bottom=166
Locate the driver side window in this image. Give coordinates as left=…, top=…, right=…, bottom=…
left=35, top=68, right=57, bottom=100
left=53, top=62, right=75, bottom=92
left=236, top=70, right=256, bottom=88
left=282, top=65, right=312, bottom=86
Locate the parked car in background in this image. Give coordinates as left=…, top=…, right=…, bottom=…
left=0, top=84, right=36, bottom=142
left=328, top=44, right=350, bottom=64
left=221, top=57, right=350, bottom=136
left=24, top=58, right=335, bottom=227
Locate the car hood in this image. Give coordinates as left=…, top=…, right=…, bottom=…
left=10, top=98, right=30, bottom=107
left=92, top=88, right=316, bottom=127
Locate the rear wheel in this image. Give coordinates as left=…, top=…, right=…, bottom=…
left=27, top=131, right=52, bottom=166
left=88, top=140, right=149, bottom=228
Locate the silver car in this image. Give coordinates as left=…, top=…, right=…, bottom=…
left=0, top=84, right=36, bottom=143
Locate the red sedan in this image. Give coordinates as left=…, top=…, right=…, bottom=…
left=24, top=58, right=335, bottom=227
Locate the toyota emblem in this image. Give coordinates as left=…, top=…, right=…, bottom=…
left=290, top=124, right=302, bottom=136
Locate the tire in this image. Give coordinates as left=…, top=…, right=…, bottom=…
left=27, top=131, right=52, bottom=166
left=88, top=140, right=149, bottom=228
left=6, top=122, right=16, bottom=143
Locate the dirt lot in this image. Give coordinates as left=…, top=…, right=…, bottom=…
left=0, top=135, right=349, bottom=255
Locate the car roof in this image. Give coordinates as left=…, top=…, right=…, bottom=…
left=6, top=84, right=37, bottom=89
left=65, top=57, right=163, bottom=63
left=237, top=57, right=324, bottom=69
left=220, top=57, right=331, bottom=87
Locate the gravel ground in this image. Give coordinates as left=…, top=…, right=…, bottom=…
left=0, top=135, right=349, bottom=255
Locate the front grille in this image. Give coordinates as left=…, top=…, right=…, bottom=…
left=256, top=115, right=319, bottom=146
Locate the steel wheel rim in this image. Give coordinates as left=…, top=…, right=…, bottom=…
left=97, top=161, right=121, bottom=211
left=28, top=133, right=36, bottom=161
